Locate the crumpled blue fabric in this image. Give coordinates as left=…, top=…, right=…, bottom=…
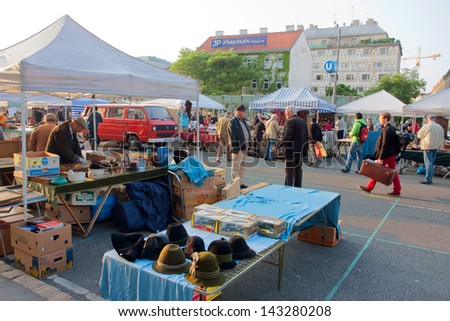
left=168, top=156, right=208, bottom=186
left=125, top=177, right=172, bottom=232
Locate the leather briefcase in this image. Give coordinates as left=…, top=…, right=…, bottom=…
left=359, top=159, right=397, bottom=186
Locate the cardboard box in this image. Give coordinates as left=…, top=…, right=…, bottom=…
left=10, top=217, right=72, bottom=256
left=222, top=177, right=240, bottom=200
left=215, top=184, right=226, bottom=202
left=0, top=140, right=21, bottom=158
left=251, top=215, right=286, bottom=239
left=45, top=204, right=91, bottom=224
left=13, top=151, right=60, bottom=176
left=173, top=201, right=195, bottom=221
left=59, top=190, right=97, bottom=206
left=194, top=204, right=226, bottom=214
left=241, top=182, right=270, bottom=194
left=217, top=216, right=258, bottom=239
left=297, top=225, right=341, bottom=247
left=172, top=168, right=226, bottom=189
left=222, top=209, right=254, bottom=220
left=191, top=210, right=226, bottom=233
left=172, top=184, right=218, bottom=206
left=14, top=247, right=74, bottom=279
left=0, top=213, right=33, bottom=256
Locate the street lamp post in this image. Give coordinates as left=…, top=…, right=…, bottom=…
left=331, top=26, right=341, bottom=106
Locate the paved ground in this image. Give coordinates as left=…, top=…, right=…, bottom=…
left=1, top=150, right=449, bottom=301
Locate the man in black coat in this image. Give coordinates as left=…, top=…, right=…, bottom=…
left=273, top=107, right=308, bottom=188
left=228, top=104, right=251, bottom=189
left=46, top=117, right=88, bottom=164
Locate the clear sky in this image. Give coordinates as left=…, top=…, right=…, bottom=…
left=1, top=0, right=448, bottom=92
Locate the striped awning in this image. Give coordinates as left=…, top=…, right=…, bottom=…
left=250, top=87, right=336, bottom=113
left=71, top=98, right=110, bottom=117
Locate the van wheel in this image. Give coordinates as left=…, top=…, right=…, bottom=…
left=127, top=135, right=141, bottom=149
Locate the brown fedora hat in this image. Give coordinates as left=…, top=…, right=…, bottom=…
left=152, top=244, right=191, bottom=274
left=185, top=251, right=226, bottom=287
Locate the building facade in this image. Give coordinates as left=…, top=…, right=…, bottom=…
left=304, top=18, right=402, bottom=96
left=197, top=26, right=312, bottom=93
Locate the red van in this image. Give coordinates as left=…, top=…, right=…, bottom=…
left=83, top=104, right=178, bottom=145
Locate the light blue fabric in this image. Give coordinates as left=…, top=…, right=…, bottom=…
left=215, top=184, right=341, bottom=241
left=178, top=108, right=189, bottom=127
left=168, top=157, right=209, bottom=186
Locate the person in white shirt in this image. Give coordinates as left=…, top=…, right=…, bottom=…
left=335, top=116, right=345, bottom=139
left=416, top=115, right=445, bottom=184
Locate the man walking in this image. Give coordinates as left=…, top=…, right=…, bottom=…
left=29, top=113, right=57, bottom=152
left=273, top=107, right=308, bottom=188
left=416, top=115, right=445, bottom=184
left=358, top=112, right=402, bottom=196
left=215, top=111, right=233, bottom=163
left=228, top=105, right=251, bottom=189
left=340, top=112, right=366, bottom=174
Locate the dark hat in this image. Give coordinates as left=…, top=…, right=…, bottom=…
left=141, top=233, right=170, bottom=261
left=235, top=104, right=246, bottom=111
left=427, top=115, right=437, bottom=119
left=152, top=244, right=191, bottom=274
left=185, top=251, right=226, bottom=287
left=207, top=238, right=237, bottom=270
left=166, top=222, right=189, bottom=246
left=111, top=232, right=145, bottom=263
left=183, top=236, right=205, bottom=259
left=228, top=235, right=256, bottom=260
left=75, top=116, right=88, bottom=130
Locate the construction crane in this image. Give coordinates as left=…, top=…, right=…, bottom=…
left=402, top=47, right=441, bottom=68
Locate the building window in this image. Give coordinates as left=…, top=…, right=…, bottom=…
left=363, top=49, right=372, bottom=55
left=312, top=87, right=319, bottom=92
left=374, top=62, right=382, bottom=68
left=378, top=74, right=386, bottom=80
left=351, top=38, right=357, bottom=45
left=317, top=51, right=325, bottom=57
left=362, top=74, right=370, bottom=81
left=357, top=87, right=364, bottom=92
left=252, top=79, right=257, bottom=89
left=346, top=74, right=354, bottom=81
left=380, top=48, right=388, bottom=55
left=312, top=63, right=320, bottom=70
left=264, top=58, right=271, bottom=69
left=341, top=62, right=349, bottom=69
left=277, top=58, right=283, bottom=68
left=347, top=49, right=356, bottom=56
left=276, top=81, right=282, bottom=89
left=332, top=50, right=338, bottom=56
left=246, top=58, right=253, bottom=66
left=357, top=62, right=366, bottom=69
left=316, top=74, right=323, bottom=81
left=263, top=79, right=269, bottom=89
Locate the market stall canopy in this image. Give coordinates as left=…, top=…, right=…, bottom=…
left=145, top=94, right=224, bottom=110
left=249, top=87, right=336, bottom=113
left=336, top=90, right=405, bottom=116
left=403, top=88, right=450, bottom=116
left=0, top=15, right=199, bottom=100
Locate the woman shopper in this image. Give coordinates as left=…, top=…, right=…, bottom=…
left=263, top=114, right=282, bottom=161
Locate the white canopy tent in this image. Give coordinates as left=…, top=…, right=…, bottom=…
left=336, top=90, right=405, bottom=116
left=0, top=15, right=199, bottom=215
left=403, top=88, right=450, bottom=116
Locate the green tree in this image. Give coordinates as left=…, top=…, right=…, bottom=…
left=325, top=83, right=358, bottom=96
left=363, top=68, right=426, bottom=104
left=170, top=48, right=259, bottom=95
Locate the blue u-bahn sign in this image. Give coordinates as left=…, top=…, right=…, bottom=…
left=323, top=60, right=337, bottom=73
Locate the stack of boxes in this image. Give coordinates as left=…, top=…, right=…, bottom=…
left=171, top=167, right=226, bottom=220
left=11, top=217, right=73, bottom=279
left=191, top=204, right=286, bottom=240
left=46, top=190, right=97, bottom=224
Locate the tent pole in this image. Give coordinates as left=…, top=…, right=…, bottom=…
left=195, top=100, right=200, bottom=159
left=21, top=91, right=28, bottom=221
left=92, top=95, right=97, bottom=150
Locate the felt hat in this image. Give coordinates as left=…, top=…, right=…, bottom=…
left=185, top=251, right=226, bottom=287
left=75, top=116, right=88, bottom=130
left=111, top=232, right=145, bottom=263
left=141, top=233, right=170, bottom=261
left=152, top=244, right=191, bottom=274
left=183, top=236, right=205, bottom=259
left=228, top=235, right=256, bottom=260
left=207, top=238, right=237, bottom=270
left=166, top=222, right=189, bottom=246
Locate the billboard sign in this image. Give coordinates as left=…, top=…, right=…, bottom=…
left=211, top=36, right=267, bottom=48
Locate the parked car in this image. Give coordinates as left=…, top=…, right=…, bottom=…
left=82, top=104, right=178, bottom=145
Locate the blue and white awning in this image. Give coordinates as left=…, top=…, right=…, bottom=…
left=71, top=98, right=110, bottom=117
left=250, top=87, right=336, bottom=113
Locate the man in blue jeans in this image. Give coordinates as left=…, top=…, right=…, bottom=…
left=340, top=112, right=366, bottom=174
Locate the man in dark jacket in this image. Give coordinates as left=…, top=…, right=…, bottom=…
left=273, top=107, right=308, bottom=188
left=46, top=117, right=88, bottom=164
left=228, top=104, right=251, bottom=189
left=87, top=106, right=103, bottom=150
left=358, top=112, right=401, bottom=196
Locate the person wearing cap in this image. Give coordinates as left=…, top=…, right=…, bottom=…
left=29, top=113, right=58, bottom=152
left=416, top=115, right=445, bottom=184
left=228, top=104, right=251, bottom=189
left=272, top=107, right=308, bottom=188
left=46, top=117, right=88, bottom=164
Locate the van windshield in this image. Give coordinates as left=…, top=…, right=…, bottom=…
left=145, top=106, right=173, bottom=120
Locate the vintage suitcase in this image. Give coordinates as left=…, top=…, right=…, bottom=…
left=359, top=159, right=397, bottom=186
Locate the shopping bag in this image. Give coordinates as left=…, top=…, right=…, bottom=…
left=314, top=142, right=327, bottom=158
